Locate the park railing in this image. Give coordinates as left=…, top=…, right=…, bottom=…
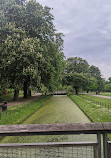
left=0, top=122, right=111, bottom=158
left=80, top=95, right=111, bottom=110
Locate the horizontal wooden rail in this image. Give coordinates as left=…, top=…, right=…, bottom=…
left=0, top=122, right=111, bottom=136
left=0, top=142, right=98, bottom=148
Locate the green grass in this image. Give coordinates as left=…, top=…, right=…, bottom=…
left=0, top=91, right=14, bottom=102
left=0, top=90, right=23, bottom=102
left=0, top=95, right=96, bottom=143
left=80, top=94, right=111, bottom=107
left=69, top=94, right=111, bottom=140
left=100, top=92, right=111, bottom=96
left=0, top=95, right=51, bottom=125
left=69, top=94, right=111, bottom=122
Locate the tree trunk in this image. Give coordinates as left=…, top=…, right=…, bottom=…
left=13, top=89, right=19, bottom=101
left=23, top=81, right=28, bottom=98
left=96, top=90, right=100, bottom=95
left=75, top=87, right=78, bottom=95
left=28, top=90, right=31, bottom=97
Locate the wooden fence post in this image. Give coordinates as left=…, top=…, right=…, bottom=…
left=103, top=132, right=108, bottom=158
left=97, top=133, right=101, bottom=158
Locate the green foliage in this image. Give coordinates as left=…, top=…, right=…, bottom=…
left=2, top=29, right=42, bottom=89
left=63, top=85, right=74, bottom=94
left=84, top=77, right=98, bottom=92
left=3, top=0, right=55, bottom=41
left=89, top=65, right=105, bottom=92
left=105, top=78, right=111, bottom=92
left=0, top=90, right=23, bottom=101
left=66, top=57, right=89, bottom=74
left=89, top=65, right=101, bottom=78
left=66, top=73, right=88, bottom=94
left=63, top=57, right=89, bottom=94
left=40, top=84, right=48, bottom=95
left=100, top=92, right=111, bottom=96
left=0, top=0, right=65, bottom=98
left=108, top=77, right=111, bottom=83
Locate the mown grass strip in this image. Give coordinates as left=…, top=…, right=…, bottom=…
left=100, top=92, right=111, bottom=97
left=0, top=95, right=52, bottom=125
left=80, top=94, right=111, bottom=108
left=69, top=94, right=111, bottom=140
left=69, top=95, right=111, bottom=123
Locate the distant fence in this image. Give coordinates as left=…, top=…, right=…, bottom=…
left=0, top=96, right=44, bottom=120
left=80, top=95, right=111, bottom=110
left=0, top=122, right=111, bottom=157
left=53, top=91, right=67, bottom=95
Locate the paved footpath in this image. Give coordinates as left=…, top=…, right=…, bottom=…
left=0, top=93, right=42, bottom=107
left=85, top=93, right=111, bottom=99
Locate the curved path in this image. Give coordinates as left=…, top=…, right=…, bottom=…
left=84, top=93, right=111, bottom=99
left=91, top=94, right=111, bottom=99
left=6, top=93, right=42, bottom=107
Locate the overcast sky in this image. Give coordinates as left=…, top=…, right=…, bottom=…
left=36, top=0, right=111, bottom=80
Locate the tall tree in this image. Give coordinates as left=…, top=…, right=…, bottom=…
left=108, top=77, right=111, bottom=83
left=64, top=73, right=88, bottom=94
left=1, top=0, right=65, bottom=99
left=2, top=28, right=43, bottom=99
left=64, top=57, right=89, bottom=94
left=105, top=83, right=111, bottom=92
left=84, top=76, right=97, bottom=93
left=66, top=57, right=89, bottom=74
left=89, top=65, right=105, bottom=93
left=3, top=0, right=55, bottom=41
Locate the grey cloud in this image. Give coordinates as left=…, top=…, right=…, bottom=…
left=36, top=0, right=111, bottom=79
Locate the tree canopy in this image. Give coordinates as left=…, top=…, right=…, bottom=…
left=89, top=65, right=105, bottom=93
left=63, top=57, right=89, bottom=94
left=63, top=57, right=105, bottom=94
left=0, top=0, right=107, bottom=98
left=0, top=0, right=65, bottom=99
left=66, top=57, right=89, bottom=74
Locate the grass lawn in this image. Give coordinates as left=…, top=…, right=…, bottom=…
left=69, top=94, right=111, bottom=139
left=69, top=94, right=111, bottom=122
left=0, top=95, right=51, bottom=125
left=100, top=92, right=111, bottom=96
left=0, top=95, right=96, bottom=144
left=80, top=94, right=111, bottom=108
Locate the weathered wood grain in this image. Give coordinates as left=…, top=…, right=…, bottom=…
left=0, top=122, right=110, bottom=136
left=0, top=142, right=98, bottom=148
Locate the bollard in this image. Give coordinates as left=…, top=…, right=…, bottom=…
left=2, top=101, right=7, bottom=112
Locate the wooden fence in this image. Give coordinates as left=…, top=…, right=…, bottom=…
left=0, top=122, right=111, bottom=158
